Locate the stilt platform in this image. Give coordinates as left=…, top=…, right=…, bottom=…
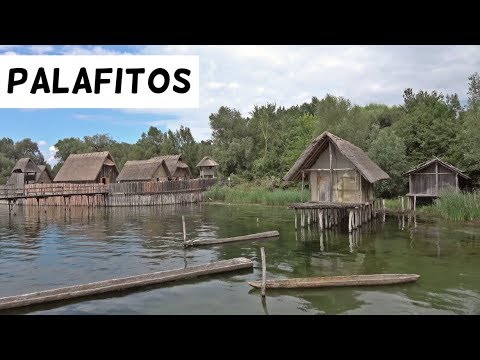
left=288, top=200, right=385, bottom=233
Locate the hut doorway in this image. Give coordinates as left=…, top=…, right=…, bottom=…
left=317, top=172, right=331, bottom=202
left=101, top=177, right=109, bottom=185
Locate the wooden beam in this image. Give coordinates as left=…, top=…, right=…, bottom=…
left=303, top=168, right=355, bottom=172
left=185, top=231, right=280, bottom=247
left=409, top=174, right=412, bottom=194
left=0, top=258, right=254, bottom=311
left=260, top=247, right=266, bottom=297
left=329, top=142, right=333, bottom=202
left=455, top=174, right=459, bottom=192
left=301, top=171, right=305, bottom=202
left=435, top=162, right=439, bottom=196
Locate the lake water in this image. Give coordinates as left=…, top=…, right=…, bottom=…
left=1, top=203, right=479, bottom=315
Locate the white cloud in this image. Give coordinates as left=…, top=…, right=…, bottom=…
left=61, top=46, right=125, bottom=55
left=46, top=146, right=58, bottom=166
left=2, top=51, right=18, bottom=56
left=37, top=140, right=47, bottom=146
left=128, top=45, right=480, bottom=141
left=29, top=45, right=54, bottom=54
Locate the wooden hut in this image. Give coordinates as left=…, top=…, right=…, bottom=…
left=53, top=151, right=119, bottom=184
left=283, top=132, right=390, bottom=203
left=150, top=155, right=192, bottom=180
left=404, top=157, right=469, bottom=210
left=35, top=165, right=53, bottom=184
left=6, top=158, right=43, bottom=187
left=117, top=159, right=171, bottom=182
left=196, top=156, right=219, bottom=179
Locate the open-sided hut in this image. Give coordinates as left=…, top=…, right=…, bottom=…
left=196, top=156, right=219, bottom=179
left=117, top=159, right=171, bottom=182
left=284, top=132, right=390, bottom=203
left=150, top=155, right=192, bottom=180
left=53, top=151, right=119, bottom=184
left=404, top=157, right=469, bottom=210
left=6, top=158, right=44, bottom=187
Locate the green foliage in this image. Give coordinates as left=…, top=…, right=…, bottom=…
left=424, top=190, right=480, bottom=221
left=368, top=128, right=408, bottom=197
left=206, top=183, right=307, bottom=206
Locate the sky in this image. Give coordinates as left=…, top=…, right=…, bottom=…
left=1, top=45, right=480, bottom=166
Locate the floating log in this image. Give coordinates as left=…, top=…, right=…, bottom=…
left=248, top=274, right=420, bottom=289
left=184, top=231, right=279, bottom=247
left=0, top=257, right=253, bottom=311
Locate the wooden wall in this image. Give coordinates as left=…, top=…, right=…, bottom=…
left=410, top=162, right=457, bottom=195
left=308, top=141, right=374, bottom=203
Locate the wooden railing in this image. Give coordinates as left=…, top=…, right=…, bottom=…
left=0, top=178, right=217, bottom=200
left=109, top=178, right=217, bottom=194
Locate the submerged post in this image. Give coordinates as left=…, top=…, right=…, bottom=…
left=182, top=215, right=187, bottom=245
left=260, top=247, right=266, bottom=297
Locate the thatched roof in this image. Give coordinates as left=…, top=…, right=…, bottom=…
left=117, top=159, right=171, bottom=181
left=404, top=157, right=470, bottom=179
left=12, top=158, right=39, bottom=173
left=54, top=151, right=118, bottom=182
left=283, top=132, right=390, bottom=183
left=196, top=156, right=219, bottom=167
left=36, top=165, right=53, bottom=182
left=150, top=154, right=192, bottom=177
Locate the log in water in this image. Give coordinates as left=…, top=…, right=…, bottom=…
left=184, top=231, right=280, bottom=248
left=0, top=257, right=253, bottom=311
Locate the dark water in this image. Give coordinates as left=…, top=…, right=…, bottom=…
left=1, top=203, right=479, bottom=315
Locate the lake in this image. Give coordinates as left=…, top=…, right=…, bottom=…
left=1, top=203, right=479, bottom=314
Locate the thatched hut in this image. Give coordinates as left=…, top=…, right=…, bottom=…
left=404, top=157, right=469, bottom=210
left=53, top=151, right=119, bottom=184
left=35, top=165, right=53, bottom=184
left=117, top=159, right=171, bottom=182
left=150, top=155, right=192, bottom=180
left=284, top=132, right=390, bottom=203
left=196, top=156, right=219, bottom=179
left=6, top=158, right=44, bottom=186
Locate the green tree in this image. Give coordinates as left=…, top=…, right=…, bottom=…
left=368, top=128, right=409, bottom=197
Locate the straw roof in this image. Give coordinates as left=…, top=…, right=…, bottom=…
left=150, top=154, right=192, bottom=177
left=54, top=151, right=118, bottom=182
left=12, top=158, right=39, bottom=173
left=35, top=165, right=53, bottom=182
left=283, top=132, right=390, bottom=183
left=196, top=156, right=219, bottom=167
left=117, top=159, right=171, bottom=181
left=403, top=157, right=470, bottom=179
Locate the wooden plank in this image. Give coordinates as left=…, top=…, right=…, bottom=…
left=260, top=247, right=266, bottom=297
left=329, top=141, right=333, bottom=202
left=185, top=231, right=279, bottom=247
left=0, top=257, right=253, bottom=311
left=435, top=162, right=439, bottom=196
left=248, top=274, right=420, bottom=289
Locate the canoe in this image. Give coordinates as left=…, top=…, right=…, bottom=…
left=184, top=231, right=279, bottom=247
left=248, top=274, right=420, bottom=289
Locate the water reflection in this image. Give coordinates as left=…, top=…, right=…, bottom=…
left=1, top=203, right=480, bottom=314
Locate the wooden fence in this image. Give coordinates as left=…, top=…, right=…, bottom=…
left=0, top=178, right=217, bottom=207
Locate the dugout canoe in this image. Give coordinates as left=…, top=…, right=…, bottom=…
left=248, top=274, right=420, bottom=289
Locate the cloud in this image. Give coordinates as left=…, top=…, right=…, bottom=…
left=1, top=51, right=18, bottom=56
left=29, top=45, right=54, bottom=54
left=37, top=140, right=47, bottom=146
left=129, top=45, right=480, bottom=141
left=61, top=46, right=125, bottom=55
left=46, top=146, right=58, bottom=166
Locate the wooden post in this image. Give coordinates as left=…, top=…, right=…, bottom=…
left=348, top=210, right=353, bottom=233
left=413, top=195, right=416, bottom=212
left=294, top=209, right=297, bottom=230
left=301, top=171, right=305, bottom=202
left=455, top=174, right=459, bottom=192
left=319, top=210, right=323, bottom=230
left=182, top=215, right=187, bottom=245
left=329, top=142, right=333, bottom=202
left=307, top=210, right=311, bottom=226
left=435, top=161, right=439, bottom=196
left=409, top=174, right=412, bottom=195
left=401, top=196, right=404, bottom=213
left=260, top=247, right=266, bottom=298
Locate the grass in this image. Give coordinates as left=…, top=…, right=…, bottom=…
left=423, top=190, right=480, bottom=221
left=205, top=184, right=309, bottom=206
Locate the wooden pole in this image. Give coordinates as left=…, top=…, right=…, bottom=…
left=401, top=196, right=404, bottom=213
left=182, top=215, right=187, bottom=245
left=329, top=142, right=333, bottom=202
left=348, top=210, right=353, bottom=233
left=260, top=247, right=266, bottom=298
left=301, top=171, right=305, bottom=202
left=435, top=162, right=439, bottom=196
left=294, top=209, right=297, bottom=230
left=185, top=231, right=279, bottom=247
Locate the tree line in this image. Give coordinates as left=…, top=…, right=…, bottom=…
left=1, top=72, right=479, bottom=197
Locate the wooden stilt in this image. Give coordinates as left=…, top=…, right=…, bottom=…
left=182, top=215, right=187, bottom=246
left=348, top=210, right=353, bottom=233
left=319, top=210, right=323, bottom=231
left=294, top=209, right=297, bottom=230
left=260, top=247, right=266, bottom=298
left=307, top=210, right=311, bottom=226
